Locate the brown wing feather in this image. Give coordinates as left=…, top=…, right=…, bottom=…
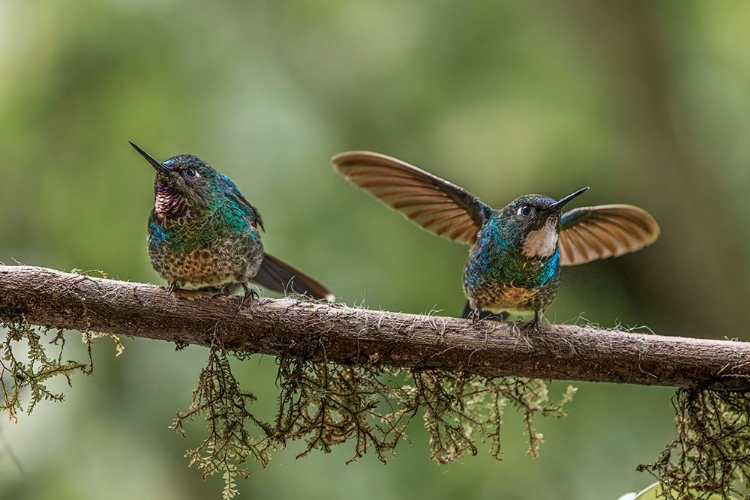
left=331, top=151, right=489, bottom=244
left=559, top=205, right=660, bottom=266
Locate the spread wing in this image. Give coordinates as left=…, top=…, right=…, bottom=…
left=219, top=173, right=264, bottom=231
left=253, top=253, right=333, bottom=301
left=559, top=205, right=660, bottom=266
left=331, top=151, right=490, bottom=244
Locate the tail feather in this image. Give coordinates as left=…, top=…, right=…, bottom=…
left=252, top=253, right=333, bottom=301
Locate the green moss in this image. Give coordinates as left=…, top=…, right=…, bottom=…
left=171, top=331, right=576, bottom=499
left=0, top=320, right=93, bottom=421
left=14, top=320, right=750, bottom=500
left=638, top=389, right=750, bottom=499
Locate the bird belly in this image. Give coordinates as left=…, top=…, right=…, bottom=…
left=149, top=230, right=263, bottom=290
left=469, top=283, right=547, bottom=316
left=462, top=242, right=560, bottom=315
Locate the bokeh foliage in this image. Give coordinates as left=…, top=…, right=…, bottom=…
left=1, top=0, right=750, bottom=499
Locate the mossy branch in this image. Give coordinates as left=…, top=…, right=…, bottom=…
left=0, top=265, right=749, bottom=390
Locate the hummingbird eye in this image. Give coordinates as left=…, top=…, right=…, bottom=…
left=518, top=204, right=533, bottom=216
left=184, top=168, right=199, bottom=179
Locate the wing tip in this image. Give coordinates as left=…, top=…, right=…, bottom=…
left=559, top=204, right=661, bottom=266
left=331, top=151, right=392, bottom=170
left=600, top=204, right=661, bottom=234
left=330, top=150, right=358, bottom=168
left=330, top=150, right=483, bottom=245
left=624, top=205, right=661, bottom=246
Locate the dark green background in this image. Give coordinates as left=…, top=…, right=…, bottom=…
left=1, top=1, right=748, bottom=498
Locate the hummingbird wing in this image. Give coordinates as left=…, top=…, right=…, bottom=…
left=332, top=151, right=490, bottom=244
left=559, top=205, right=659, bottom=266
left=253, top=253, right=333, bottom=301
left=218, top=173, right=265, bottom=231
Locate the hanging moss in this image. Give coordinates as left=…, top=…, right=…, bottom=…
left=1, top=320, right=92, bottom=421
left=13, top=317, right=750, bottom=500
left=638, top=389, right=750, bottom=499
left=170, top=331, right=576, bottom=499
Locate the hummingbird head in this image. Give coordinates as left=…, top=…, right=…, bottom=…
left=500, top=187, right=588, bottom=258
left=130, top=142, right=223, bottom=220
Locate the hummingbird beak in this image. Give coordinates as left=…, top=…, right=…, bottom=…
left=129, top=141, right=171, bottom=174
left=549, top=187, right=589, bottom=211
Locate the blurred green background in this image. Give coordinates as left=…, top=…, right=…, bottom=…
left=1, top=0, right=749, bottom=498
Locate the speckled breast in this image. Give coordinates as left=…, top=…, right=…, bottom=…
left=462, top=245, right=561, bottom=315
left=148, top=223, right=264, bottom=290
left=465, top=279, right=557, bottom=315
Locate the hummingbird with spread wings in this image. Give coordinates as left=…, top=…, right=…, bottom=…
left=332, top=151, right=659, bottom=328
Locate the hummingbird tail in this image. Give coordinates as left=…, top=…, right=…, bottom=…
left=461, top=300, right=474, bottom=319
left=253, top=253, right=334, bottom=301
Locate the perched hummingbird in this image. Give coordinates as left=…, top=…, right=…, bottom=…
left=130, top=141, right=332, bottom=300
left=332, top=151, right=659, bottom=327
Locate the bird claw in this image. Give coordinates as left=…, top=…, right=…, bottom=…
left=525, top=311, right=541, bottom=332
left=236, top=282, right=258, bottom=310
left=166, top=282, right=208, bottom=299
left=241, top=282, right=258, bottom=300
left=467, top=309, right=508, bottom=324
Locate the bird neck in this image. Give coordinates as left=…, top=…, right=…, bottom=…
left=153, top=182, right=224, bottom=225
left=520, top=218, right=559, bottom=258
left=154, top=186, right=191, bottom=220
left=478, top=214, right=559, bottom=261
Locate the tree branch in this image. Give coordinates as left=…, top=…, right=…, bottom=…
left=0, top=265, right=748, bottom=390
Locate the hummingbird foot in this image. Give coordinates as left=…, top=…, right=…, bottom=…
left=235, top=281, right=259, bottom=311
left=467, top=309, right=480, bottom=324
left=525, top=311, right=541, bottom=332
left=166, top=282, right=210, bottom=299
left=241, top=282, right=259, bottom=300
left=466, top=308, right=508, bottom=324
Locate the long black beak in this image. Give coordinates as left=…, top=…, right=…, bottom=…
left=549, top=187, right=588, bottom=211
left=129, top=141, right=171, bottom=174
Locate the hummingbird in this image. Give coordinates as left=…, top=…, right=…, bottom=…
left=130, top=141, right=332, bottom=301
left=332, top=151, right=659, bottom=328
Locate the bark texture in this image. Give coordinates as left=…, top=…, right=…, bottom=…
left=0, top=265, right=748, bottom=390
